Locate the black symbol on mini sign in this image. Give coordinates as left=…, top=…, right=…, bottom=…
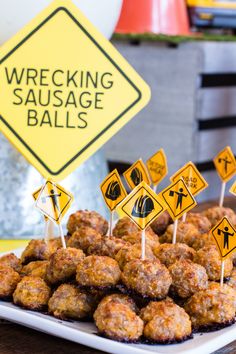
left=105, top=181, right=121, bottom=201
left=217, top=226, right=234, bottom=249
left=169, top=188, right=187, bottom=209
left=131, top=195, right=154, bottom=218
left=218, top=156, right=231, bottom=174
left=130, top=168, right=142, bottom=186
left=42, top=189, right=61, bottom=212
left=149, top=161, right=164, bottom=175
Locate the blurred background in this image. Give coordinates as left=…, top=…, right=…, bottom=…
left=1, top=0, right=236, bottom=237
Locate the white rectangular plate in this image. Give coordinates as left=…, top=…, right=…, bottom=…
left=0, top=248, right=236, bottom=354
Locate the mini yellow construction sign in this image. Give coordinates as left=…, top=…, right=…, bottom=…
left=146, top=148, right=168, bottom=186
left=32, top=187, right=48, bottom=221
left=123, top=159, right=151, bottom=190
left=100, top=169, right=127, bottom=212
left=35, top=180, right=73, bottom=224
left=171, top=161, right=208, bottom=196
left=161, top=178, right=197, bottom=220
left=211, top=217, right=236, bottom=259
left=229, top=180, right=236, bottom=196
left=116, top=181, right=164, bottom=230
left=213, top=146, right=236, bottom=182
left=0, top=0, right=150, bottom=181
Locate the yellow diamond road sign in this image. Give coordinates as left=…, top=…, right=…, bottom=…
left=35, top=179, right=73, bottom=224
left=0, top=0, right=150, bottom=181
left=123, top=159, right=151, bottom=190
left=213, top=146, right=236, bottom=183
left=146, top=148, right=168, bottom=186
left=116, top=181, right=164, bottom=230
left=211, top=217, right=236, bottom=259
left=171, top=161, right=208, bottom=196
left=161, top=178, right=197, bottom=220
left=32, top=187, right=48, bottom=221
left=100, top=169, right=127, bottom=212
left=229, top=180, right=236, bottom=196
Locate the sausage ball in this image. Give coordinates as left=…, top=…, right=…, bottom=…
left=21, top=239, right=50, bottom=265
left=122, top=230, right=160, bottom=251
left=115, top=243, right=156, bottom=270
left=150, top=211, right=172, bottom=235
left=169, top=259, right=208, bottom=298
left=76, top=255, right=121, bottom=288
left=113, top=217, right=139, bottom=238
left=47, top=236, right=69, bottom=253
left=121, top=259, right=172, bottom=299
left=227, top=268, right=236, bottom=290
left=67, top=226, right=102, bottom=253
left=48, top=284, right=97, bottom=320
left=46, top=247, right=85, bottom=285
left=202, top=206, right=236, bottom=227
left=87, top=236, right=129, bottom=258
left=154, top=243, right=196, bottom=268
left=185, top=282, right=236, bottom=330
left=185, top=213, right=211, bottom=234
left=0, top=265, right=21, bottom=299
left=0, top=253, right=22, bottom=272
left=13, top=276, right=51, bottom=311
left=97, top=293, right=138, bottom=313
left=160, top=221, right=199, bottom=247
left=113, top=217, right=155, bottom=238
left=67, top=210, right=108, bottom=236
left=141, top=300, right=192, bottom=343
left=21, top=261, right=49, bottom=280
left=194, top=245, right=233, bottom=281
left=191, top=232, right=215, bottom=251
left=94, top=301, right=143, bottom=342
left=231, top=252, right=236, bottom=267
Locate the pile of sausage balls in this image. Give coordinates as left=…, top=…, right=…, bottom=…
left=1, top=205, right=236, bottom=344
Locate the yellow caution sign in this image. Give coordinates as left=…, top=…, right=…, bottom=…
left=32, top=187, right=48, bottom=221
left=229, top=180, right=236, bottom=197
left=100, top=169, right=127, bottom=212
left=211, top=217, right=236, bottom=259
left=171, top=161, right=208, bottom=196
left=161, top=178, right=197, bottom=220
left=146, top=148, right=168, bottom=186
left=123, top=159, right=151, bottom=190
left=116, top=181, right=164, bottom=230
left=0, top=0, right=150, bottom=181
left=35, top=179, right=73, bottom=224
left=213, top=146, right=236, bottom=182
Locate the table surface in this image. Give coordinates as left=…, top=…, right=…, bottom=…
left=1, top=197, right=236, bottom=354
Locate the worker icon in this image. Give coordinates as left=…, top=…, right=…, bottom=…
left=42, top=189, right=62, bottom=213
left=169, top=188, right=187, bottom=209
left=217, top=226, right=234, bottom=249
left=218, top=156, right=231, bottom=174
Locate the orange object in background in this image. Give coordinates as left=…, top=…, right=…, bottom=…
left=116, top=0, right=190, bottom=35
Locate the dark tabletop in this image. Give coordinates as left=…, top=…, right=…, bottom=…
left=1, top=197, right=236, bottom=354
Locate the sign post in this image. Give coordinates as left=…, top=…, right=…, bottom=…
left=160, top=178, right=197, bottom=244
left=211, top=217, right=236, bottom=286
left=116, top=181, right=164, bottom=259
left=123, top=159, right=151, bottom=190
left=146, top=148, right=168, bottom=193
left=100, top=169, right=127, bottom=236
left=213, top=146, right=236, bottom=207
left=170, top=161, right=208, bottom=221
left=35, top=179, right=74, bottom=248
